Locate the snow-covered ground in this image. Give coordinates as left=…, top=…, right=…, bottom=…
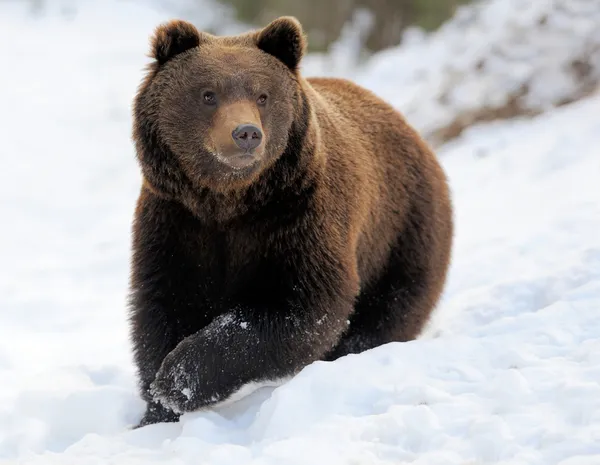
left=355, top=0, right=600, bottom=145
left=1, top=1, right=599, bottom=464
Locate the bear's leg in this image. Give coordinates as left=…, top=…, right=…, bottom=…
left=147, top=248, right=359, bottom=414
left=130, top=304, right=184, bottom=428
left=323, top=236, right=448, bottom=361
left=148, top=294, right=356, bottom=414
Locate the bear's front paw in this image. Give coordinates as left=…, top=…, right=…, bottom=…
left=135, top=400, right=180, bottom=428
left=150, top=339, right=202, bottom=414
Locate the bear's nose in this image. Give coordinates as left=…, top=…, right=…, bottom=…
left=232, top=124, right=263, bottom=151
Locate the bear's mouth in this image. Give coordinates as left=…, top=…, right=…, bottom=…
left=215, top=151, right=261, bottom=171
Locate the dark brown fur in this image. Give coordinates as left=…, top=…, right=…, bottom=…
left=128, top=17, right=453, bottom=427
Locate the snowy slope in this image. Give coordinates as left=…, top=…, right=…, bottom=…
left=355, top=0, right=600, bottom=145
left=1, top=1, right=600, bottom=464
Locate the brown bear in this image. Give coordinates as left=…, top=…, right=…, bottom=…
left=128, top=16, right=453, bottom=428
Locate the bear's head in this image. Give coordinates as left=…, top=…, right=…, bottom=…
left=133, top=17, right=310, bottom=200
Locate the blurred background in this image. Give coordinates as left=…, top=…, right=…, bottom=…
left=21, top=0, right=474, bottom=52
left=192, top=0, right=473, bottom=53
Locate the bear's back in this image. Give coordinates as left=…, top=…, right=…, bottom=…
left=305, top=76, right=452, bottom=290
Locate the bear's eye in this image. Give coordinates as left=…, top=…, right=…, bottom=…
left=257, top=94, right=268, bottom=106
left=202, top=91, right=217, bottom=106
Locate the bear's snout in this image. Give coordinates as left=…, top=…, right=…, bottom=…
left=208, top=101, right=266, bottom=170
left=232, top=124, right=263, bottom=151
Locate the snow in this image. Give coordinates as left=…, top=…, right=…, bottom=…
left=1, top=0, right=600, bottom=464
left=354, top=0, right=600, bottom=145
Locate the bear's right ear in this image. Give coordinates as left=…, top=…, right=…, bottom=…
left=150, top=20, right=205, bottom=65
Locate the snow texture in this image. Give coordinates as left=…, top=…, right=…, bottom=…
left=354, top=0, right=600, bottom=145
left=1, top=0, right=600, bottom=464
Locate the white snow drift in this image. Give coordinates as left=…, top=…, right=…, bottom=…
left=355, top=0, right=600, bottom=145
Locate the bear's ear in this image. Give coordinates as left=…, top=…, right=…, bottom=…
left=256, top=16, right=306, bottom=72
left=151, top=20, right=205, bottom=65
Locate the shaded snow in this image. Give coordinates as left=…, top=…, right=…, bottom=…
left=1, top=1, right=600, bottom=464
left=355, top=0, right=600, bottom=145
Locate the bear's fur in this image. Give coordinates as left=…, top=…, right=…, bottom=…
left=129, top=16, right=453, bottom=427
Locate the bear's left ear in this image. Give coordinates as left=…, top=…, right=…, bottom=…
left=151, top=20, right=207, bottom=65
left=256, top=16, right=306, bottom=72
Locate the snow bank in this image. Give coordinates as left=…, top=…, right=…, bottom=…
left=1, top=0, right=600, bottom=464
left=356, top=0, right=600, bottom=145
